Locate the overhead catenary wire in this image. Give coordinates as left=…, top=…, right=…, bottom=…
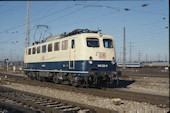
left=0, top=1, right=167, bottom=34
left=0, top=4, right=76, bottom=34
left=0, top=1, right=168, bottom=62
left=0, top=1, right=109, bottom=34
left=51, top=4, right=165, bottom=33
left=114, top=22, right=168, bottom=40
left=0, top=1, right=8, bottom=8
left=0, top=2, right=57, bottom=34
left=0, top=3, right=85, bottom=45
left=0, top=1, right=167, bottom=47
left=115, top=29, right=168, bottom=48
left=0, top=1, right=102, bottom=42
left=43, top=1, right=102, bottom=25
left=127, top=9, right=167, bottom=16
left=0, top=3, right=22, bottom=15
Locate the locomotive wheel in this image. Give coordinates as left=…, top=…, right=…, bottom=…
left=27, top=72, right=34, bottom=80
left=53, top=76, right=60, bottom=84
left=36, top=75, right=41, bottom=81
left=41, top=77, right=47, bottom=82
left=37, top=76, right=46, bottom=82
left=71, top=81, right=79, bottom=87
left=70, top=76, right=81, bottom=87
left=101, top=80, right=107, bottom=87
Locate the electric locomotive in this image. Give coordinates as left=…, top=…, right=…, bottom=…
left=24, top=29, right=118, bottom=87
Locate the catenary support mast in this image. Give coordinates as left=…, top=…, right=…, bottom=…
left=25, top=0, right=30, bottom=48
left=123, top=27, right=126, bottom=73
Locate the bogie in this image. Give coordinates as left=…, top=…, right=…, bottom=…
left=25, top=70, right=117, bottom=87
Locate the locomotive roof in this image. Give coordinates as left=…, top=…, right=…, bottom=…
left=28, top=29, right=113, bottom=48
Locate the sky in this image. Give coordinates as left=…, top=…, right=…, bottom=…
left=0, top=0, right=169, bottom=62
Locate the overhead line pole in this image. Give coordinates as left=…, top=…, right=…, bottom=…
left=138, top=51, right=142, bottom=63
left=146, top=54, right=147, bottom=62
left=26, top=0, right=30, bottom=48
left=129, top=42, right=132, bottom=63
left=123, top=27, right=126, bottom=73
left=128, top=41, right=134, bottom=63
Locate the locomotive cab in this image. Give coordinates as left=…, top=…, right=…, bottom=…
left=69, top=31, right=117, bottom=86
left=81, top=34, right=117, bottom=85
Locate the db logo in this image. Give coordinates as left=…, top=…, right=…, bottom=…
left=99, top=52, right=106, bottom=59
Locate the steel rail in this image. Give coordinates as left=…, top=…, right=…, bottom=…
left=0, top=86, right=118, bottom=113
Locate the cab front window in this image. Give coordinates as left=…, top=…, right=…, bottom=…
left=87, top=38, right=99, bottom=48
left=103, top=39, right=113, bottom=48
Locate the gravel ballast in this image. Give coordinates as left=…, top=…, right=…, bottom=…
left=121, top=77, right=169, bottom=96
left=1, top=82, right=169, bottom=113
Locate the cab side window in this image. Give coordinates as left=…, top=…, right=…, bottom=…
left=71, top=40, right=75, bottom=49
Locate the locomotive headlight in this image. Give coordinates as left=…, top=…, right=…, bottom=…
left=88, top=56, right=93, bottom=64
left=111, top=57, right=115, bottom=64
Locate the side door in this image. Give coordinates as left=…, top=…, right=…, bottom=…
left=69, top=39, right=75, bottom=69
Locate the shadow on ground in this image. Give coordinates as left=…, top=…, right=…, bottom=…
left=90, top=79, right=136, bottom=89
left=107, top=79, right=136, bottom=88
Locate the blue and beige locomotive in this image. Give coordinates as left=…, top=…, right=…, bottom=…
left=24, top=29, right=118, bottom=86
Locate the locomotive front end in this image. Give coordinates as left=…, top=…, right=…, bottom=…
left=82, top=33, right=118, bottom=85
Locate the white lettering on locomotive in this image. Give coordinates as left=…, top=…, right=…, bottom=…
left=98, top=64, right=108, bottom=67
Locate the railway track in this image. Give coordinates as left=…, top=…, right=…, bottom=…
left=121, top=68, right=169, bottom=78
left=0, top=86, right=117, bottom=113
left=123, top=74, right=169, bottom=78
left=0, top=98, right=38, bottom=113
left=0, top=72, right=169, bottom=109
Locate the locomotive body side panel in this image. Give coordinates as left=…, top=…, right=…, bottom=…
left=24, top=32, right=117, bottom=77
